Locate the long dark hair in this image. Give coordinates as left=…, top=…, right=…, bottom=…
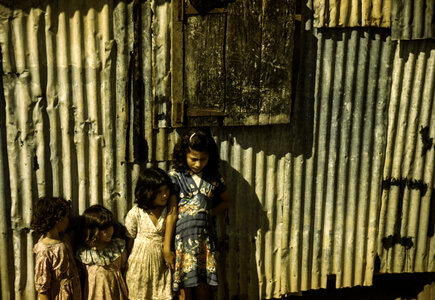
left=81, top=205, right=115, bottom=247
left=171, top=129, right=220, bottom=172
left=135, top=167, right=173, bottom=210
left=31, top=197, right=71, bottom=236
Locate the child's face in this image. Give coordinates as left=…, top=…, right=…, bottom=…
left=153, top=185, right=170, bottom=207
left=57, top=212, right=70, bottom=233
left=186, top=149, right=209, bottom=174
left=96, top=226, right=114, bottom=243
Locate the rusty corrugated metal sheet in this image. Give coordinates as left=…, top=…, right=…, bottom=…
left=203, top=26, right=395, bottom=298
left=377, top=39, right=435, bottom=274
left=1, top=1, right=434, bottom=300
left=313, top=0, right=391, bottom=28
left=286, top=26, right=394, bottom=292
left=0, top=1, right=134, bottom=298
left=151, top=6, right=435, bottom=299
left=392, top=1, right=435, bottom=40
left=215, top=127, right=294, bottom=299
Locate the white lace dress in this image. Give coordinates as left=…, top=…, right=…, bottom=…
left=125, top=205, right=173, bottom=300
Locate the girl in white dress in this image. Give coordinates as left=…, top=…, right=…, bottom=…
left=125, top=167, right=175, bottom=300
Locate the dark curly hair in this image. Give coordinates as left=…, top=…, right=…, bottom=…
left=135, top=167, right=173, bottom=210
left=81, top=205, right=115, bottom=247
left=31, top=197, right=71, bottom=235
left=171, top=129, right=220, bottom=172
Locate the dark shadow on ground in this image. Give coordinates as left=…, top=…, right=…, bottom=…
left=280, top=273, right=435, bottom=300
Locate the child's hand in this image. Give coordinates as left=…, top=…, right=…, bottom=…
left=163, top=248, right=175, bottom=270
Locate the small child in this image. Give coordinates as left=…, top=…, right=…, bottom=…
left=125, top=167, right=174, bottom=300
left=31, top=196, right=82, bottom=300
left=76, top=205, right=128, bottom=300
left=165, top=130, right=231, bottom=300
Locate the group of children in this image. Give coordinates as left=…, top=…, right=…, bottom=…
left=31, top=130, right=231, bottom=300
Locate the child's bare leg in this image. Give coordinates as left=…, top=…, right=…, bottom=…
left=194, top=283, right=209, bottom=300
left=178, top=288, right=192, bottom=300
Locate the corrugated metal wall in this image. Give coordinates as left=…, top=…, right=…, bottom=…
left=313, top=0, right=391, bottom=28
left=285, top=26, right=394, bottom=292
left=392, top=1, right=435, bottom=40
left=377, top=39, right=435, bottom=274
left=1, top=0, right=435, bottom=300
left=0, top=1, right=134, bottom=298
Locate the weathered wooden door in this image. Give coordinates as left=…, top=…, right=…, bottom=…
left=170, top=0, right=296, bottom=127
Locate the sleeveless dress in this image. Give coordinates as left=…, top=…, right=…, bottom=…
left=168, top=169, right=226, bottom=291
left=76, top=238, right=128, bottom=300
left=33, top=235, right=82, bottom=300
left=125, top=205, right=173, bottom=300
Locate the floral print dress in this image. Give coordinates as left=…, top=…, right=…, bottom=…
left=168, top=169, right=226, bottom=291
left=33, top=235, right=82, bottom=300
left=125, top=205, right=173, bottom=300
left=76, top=238, right=128, bottom=300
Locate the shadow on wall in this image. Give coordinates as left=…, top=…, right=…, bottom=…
left=288, top=23, right=317, bottom=159
left=216, top=160, right=269, bottom=300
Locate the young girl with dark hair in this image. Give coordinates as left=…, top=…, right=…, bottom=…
left=165, top=129, right=231, bottom=300
left=31, top=196, right=82, bottom=300
left=125, top=167, right=174, bottom=300
left=76, top=205, right=128, bottom=300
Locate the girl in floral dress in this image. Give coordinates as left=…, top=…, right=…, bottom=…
left=125, top=167, right=174, bottom=300
left=76, top=205, right=128, bottom=300
left=32, top=197, right=82, bottom=300
left=165, top=130, right=231, bottom=300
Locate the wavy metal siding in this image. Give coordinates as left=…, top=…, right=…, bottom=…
left=197, top=27, right=394, bottom=298
left=1, top=2, right=434, bottom=300
left=377, top=39, right=435, bottom=274
left=287, top=26, right=394, bottom=292
left=313, top=0, right=391, bottom=28
left=391, top=1, right=435, bottom=40
left=0, top=1, right=134, bottom=298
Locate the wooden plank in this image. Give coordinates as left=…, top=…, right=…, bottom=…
left=259, top=0, right=294, bottom=124
left=224, top=0, right=262, bottom=126
left=183, top=13, right=226, bottom=127
left=181, top=0, right=294, bottom=126
left=186, top=108, right=226, bottom=117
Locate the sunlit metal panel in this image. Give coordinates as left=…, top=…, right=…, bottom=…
left=0, top=1, right=133, bottom=298
left=391, top=1, right=435, bottom=40
left=377, top=39, right=435, bottom=274
left=313, top=0, right=391, bottom=28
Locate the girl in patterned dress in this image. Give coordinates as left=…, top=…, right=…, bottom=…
left=165, top=130, right=231, bottom=300
left=31, top=196, right=82, bottom=300
left=125, top=167, right=174, bottom=300
left=76, top=205, right=128, bottom=300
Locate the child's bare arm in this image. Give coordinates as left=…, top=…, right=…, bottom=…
left=163, top=194, right=177, bottom=270
left=212, top=189, right=231, bottom=216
